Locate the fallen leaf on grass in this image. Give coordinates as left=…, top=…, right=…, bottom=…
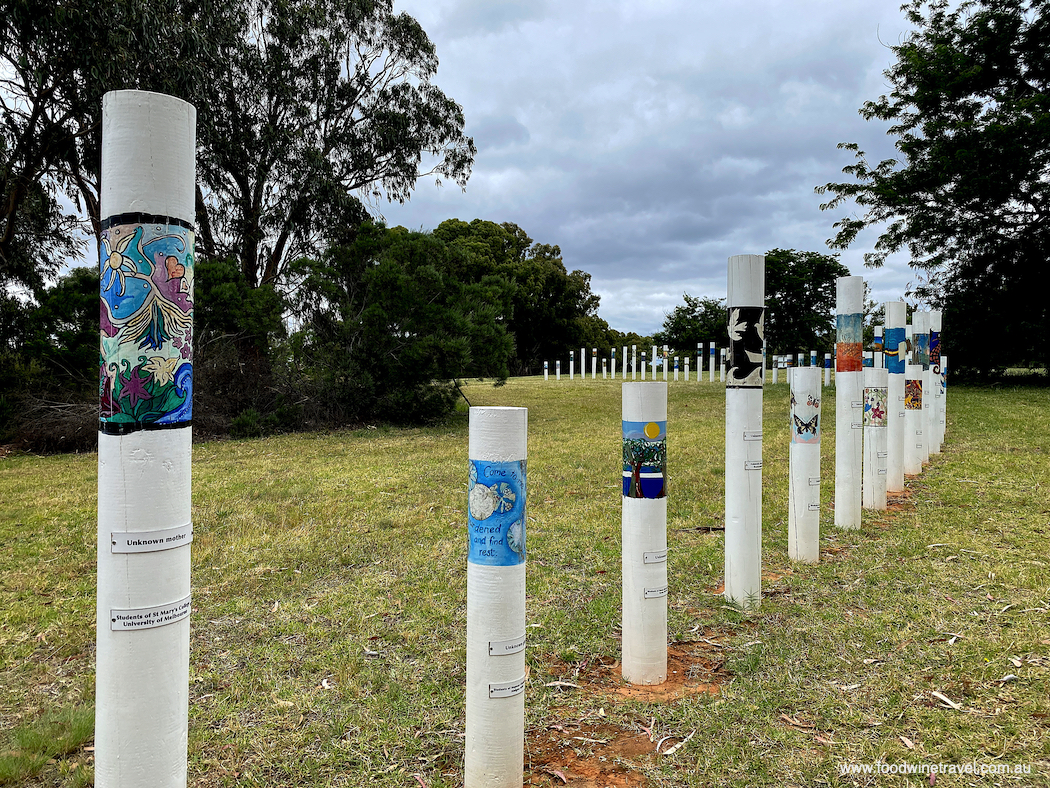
left=1010, top=656, right=1023, bottom=667
left=321, top=678, right=333, bottom=690
left=780, top=714, right=815, bottom=729
left=660, top=730, right=695, bottom=756
left=271, top=600, right=279, bottom=613
left=996, top=674, right=1020, bottom=684
left=900, top=735, right=915, bottom=749
left=931, top=691, right=963, bottom=710
left=544, top=681, right=580, bottom=690
left=814, top=735, right=835, bottom=745
left=412, top=774, right=427, bottom=788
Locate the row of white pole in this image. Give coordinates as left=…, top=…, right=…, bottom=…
left=96, top=91, right=950, bottom=788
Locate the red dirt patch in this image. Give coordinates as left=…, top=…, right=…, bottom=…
left=525, top=719, right=655, bottom=787
left=886, top=485, right=914, bottom=512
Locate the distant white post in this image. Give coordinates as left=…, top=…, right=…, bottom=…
left=884, top=301, right=907, bottom=494
left=556, top=360, right=561, bottom=381
left=873, top=326, right=884, bottom=368
left=719, top=348, right=726, bottom=382
left=939, top=354, right=949, bottom=446
left=569, top=350, right=574, bottom=380
left=651, top=344, right=657, bottom=379
left=673, top=356, right=679, bottom=381
left=834, top=276, right=864, bottom=530
left=824, top=353, right=831, bottom=386
left=623, top=345, right=628, bottom=378
left=96, top=89, right=196, bottom=788
left=543, top=361, right=548, bottom=381
left=640, top=351, right=646, bottom=380
left=709, top=342, right=716, bottom=382
left=631, top=345, right=637, bottom=380
left=862, top=367, right=889, bottom=510
left=905, top=365, right=924, bottom=475
left=466, top=406, right=527, bottom=788
left=662, top=346, right=669, bottom=381
left=697, top=343, right=702, bottom=382
left=684, top=355, right=689, bottom=381
left=929, top=310, right=943, bottom=454
left=725, top=254, right=765, bottom=608
left=611, top=347, right=617, bottom=379
left=621, top=382, right=668, bottom=685
left=581, top=347, right=586, bottom=379
left=912, top=312, right=930, bottom=465
left=771, top=356, right=779, bottom=385
left=810, top=349, right=817, bottom=368
left=592, top=347, right=597, bottom=379
left=602, top=358, right=608, bottom=379
left=788, top=367, right=821, bottom=563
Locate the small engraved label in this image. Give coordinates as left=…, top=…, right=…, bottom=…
left=851, top=423, right=863, bottom=429
left=111, top=594, right=191, bottom=631
left=744, top=460, right=762, bottom=470
left=643, top=550, right=668, bottom=565
left=489, top=675, right=526, bottom=698
left=743, top=431, right=762, bottom=441
left=877, top=452, right=888, bottom=458
left=112, top=523, right=193, bottom=554
left=644, top=586, right=669, bottom=599
left=808, top=477, right=820, bottom=486
left=851, top=401, right=863, bottom=408
left=489, top=635, right=526, bottom=656
left=807, top=503, right=820, bottom=511
left=899, top=412, right=906, bottom=418
left=916, top=430, right=923, bottom=435
left=898, top=396, right=906, bottom=402
left=878, top=469, right=887, bottom=475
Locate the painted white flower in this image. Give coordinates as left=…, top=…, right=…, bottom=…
left=142, top=355, right=179, bottom=386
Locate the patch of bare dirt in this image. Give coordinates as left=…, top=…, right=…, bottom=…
left=525, top=718, right=656, bottom=787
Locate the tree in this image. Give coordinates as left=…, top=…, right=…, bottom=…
left=764, top=249, right=849, bottom=355
left=653, top=294, right=727, bottom=355
left=816, top=0, right=1050, bottom=373
left=196, top=0, right=476, bottom=288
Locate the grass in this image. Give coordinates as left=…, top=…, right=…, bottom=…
left=1, top=376, right=1049, bottom=786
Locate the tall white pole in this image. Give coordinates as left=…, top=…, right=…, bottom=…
left=591, top=347, right=597, bottom=379
left=929, top=310, right=943, bottom=454
left=581, top=347, right=586, bottom=379
left=939, top=354, right=949, bottom=446
left=673, top=356, right=679, bottom=381
left=543, top=361, right=548, bottom=381
left=834, top=276, right=864, bottom=530
left=632, top=345, right=637, bottom=380
left=466, top=407, right=527, bottom=787
left=556, top=360, right=561, bottom=381
left=810, top=349, right=817, bottom=368
left=719, top=348, right=726, bottom=382
left=97, top=90, right=196, bottom=788
left=771, top=356, right=779, bottom=385
left=569, top=350, right=574, bottom=380
left=621, top=382, right=668, bottom=684
left=884, top=301, right=907, bottom=494
left=697, top=343, right=702, bottom=382
left=640, top=351, right=646, bottom=380
left=725, top=254, right=765, bottom=609
left=788, top=367, right=821, bottom=564
left=611, top=347, right=617, bottom=379
left=651, top=344, right=657, bottom=379
left=663, top=346, right=669, bottom=381
left=824, top=353, right=831, bottom=386
left=873, top=326, right=884, bottom=368
left=684, top=355, right=689, bottom=381
left=862, top=367, right=888, bottom=510
left=905, top=365, right=924, bottom=475
left=602, top=358, right=608, bottom=379
left=622, top=345, right=629, bottom=379
left=709, top=342, right=716, bottom=382
left=912, top=312, right=930, bottom=465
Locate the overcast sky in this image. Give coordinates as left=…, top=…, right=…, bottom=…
left=383, top=0, right=921, bottom=335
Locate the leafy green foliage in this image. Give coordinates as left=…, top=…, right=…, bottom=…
left=817, top=0, right=1050, bottom=372
left=653, top=293, right=728, bottom=355
left=764, top=248, right=849, bottom=355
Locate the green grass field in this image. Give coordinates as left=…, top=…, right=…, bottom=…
left=1, top=377, right=1049, bottom=786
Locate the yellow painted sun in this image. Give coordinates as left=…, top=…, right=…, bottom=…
left=643, top=422, right=661, bottom=439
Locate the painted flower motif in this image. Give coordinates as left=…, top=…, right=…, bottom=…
left=119, top=368, right=150, bottom=407
left=507, top=518, right=525, bottom=560
left=728, top=308, right=746, bottom=342
left=143, top=355, right=179, bottom=386
left=101, top=230, right=137, bottom=296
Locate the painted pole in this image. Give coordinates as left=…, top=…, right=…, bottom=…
left=602, top=358, right=608, bottom=379
left=824, top=353, right=831, bottom=386
left=862, top=367, right=888, bottom=510
left=904, top=365, right=923, bottom=475
left=556, top=360, right=561, bottom=381
left=684, top=355, right=689, bottom=381
left=873, top=326, right=884, bottom=368
left=810, top=349, right=817, bottom=368
left=662, top=346, right=669, bottom=381
left=622, top=345, right=628, bottom=379
left=725, top=254, right=765, bottom=609
left=709, top=342, right=716, bottom=382
left=788, top=367, right=821, bottom=564
left=591, top=347, right=597, bottom=380
left=834, top=275, right=864, bottom=530
left=466, top=406, right=527, bottom=787
left=697, top=343, right=702, bottom=383
left=640, top=351, right=646, bottom=380
left=569, top=350, right=574, bottom=380
left=771, top=356, right=779, bottom=385
left=543, top=361, right=548, bottom=381
left=673, top=356, right=679, bottom=381
left=912, top=312, right=930, bottom=465
left=96, top=90, right=196, bottom=788
left=621, top=382, right=668, bottom=684
left=632, top=345, right=637, bottom=380
left=929, top=310, right=943, bottom=454
left=884, top=301, right=907, bottom=494
left=611, top=347, right=617, bottom=379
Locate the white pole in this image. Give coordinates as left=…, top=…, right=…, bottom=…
left=543, top=361, right=548, bottom=381
left=912, top=312, right=930, bottom=465
left=632, top=345, right=637, bottom=380
left=569, top=350, right=574, bottom=380
left=556, top=360, right=561, bottom=381
left=709, top=342, right=716, bottom=382
left=884, top=301, right=907, bottom=494
left=788, top=367, right=821, bottom=563
left=929, top=310, right=943, bottom=454
left=684, top=355, right=689, bottom=381
left=697, top=343, right=702, bottom=383
left=663, top=346, right=669, bottom=381
left=725, top=254, right=765, bottom=608
left=874, top=326, right=884, bottom=368
left=862, top=367, right=888, bottom=510
left=611, top=347, right=616, bottom=379
left=466, top=407, right=527, bottom=788
left=621, top=382, right=668, bottom=684
left=771, top=356, right=779, bottom=385
left=602, top=358, right=607, bottom=379
left=810, top=349, right=817, bottom=368
left=905, top=365, right=924, bottom=475
left=824, top=353, right=831, bottom=386
left=591, top=347, right=597, bottom=380
left=581, top=347, right=586, bottom=379
left=651, top=344, right=657, bottom=380
left=640, top=351, right=646, bottom=380
left=673, top=356, right=679, bottom=381
left=97, top=90, right=196, bottom=788
left=834, top=276, right=864, bottom=530
left=939, top=354, right=949, bottom=446
left=622, top=346, right=629, bottom=379
left=719, top=348, right=726, bottom=382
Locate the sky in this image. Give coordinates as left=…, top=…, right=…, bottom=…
left=382, top=0, right=922, bottom=336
